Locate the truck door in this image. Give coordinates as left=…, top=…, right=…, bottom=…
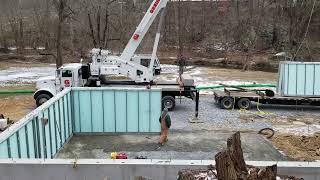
left=61, top=69, right=73, bottom=89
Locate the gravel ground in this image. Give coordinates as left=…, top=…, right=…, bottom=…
left=169, top=94, right=320, bottom=133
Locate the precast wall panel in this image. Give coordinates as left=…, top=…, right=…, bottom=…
left=72, top=88, right=162, bottom=133
left=278, top=61, right=320, bottom=97
left=0, top=87, right=162, bottom=160
left=0, top=89, right=72, bottom=159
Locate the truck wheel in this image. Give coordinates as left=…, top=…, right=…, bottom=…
left=36, top=94, right=51, bottom=107
left=162, top=96, right=175, bottom=111
left=220, top=97, right=234, bottom=109
left=237, top=98, right=251, bottom=110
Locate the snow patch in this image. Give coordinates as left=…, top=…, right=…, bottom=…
left=0, top=67, right=55, bottom=85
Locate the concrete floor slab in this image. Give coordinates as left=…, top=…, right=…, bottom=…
left=56, top=131, right=286, bottom=161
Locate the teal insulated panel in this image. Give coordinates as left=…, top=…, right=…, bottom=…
left=0, top=89, right=72, bottom=159
left=72, top=88, right=162, bottom=133
left=0, top=87, right=162, bottom=160
left=278, top=61, right=320, bottom=97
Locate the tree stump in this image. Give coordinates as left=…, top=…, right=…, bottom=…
left=227, top=131, right=248, bottom=178
left=179, top=132, right=286, bottom=180
left=215, top=132, right=278, bottom=180
left=215, top=151, right=238, bottom=180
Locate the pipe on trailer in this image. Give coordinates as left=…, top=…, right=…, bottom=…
left=196, top=83, right=276, bottom=90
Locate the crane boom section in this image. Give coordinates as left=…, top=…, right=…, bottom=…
left=120, top=0, right=169, bottom=62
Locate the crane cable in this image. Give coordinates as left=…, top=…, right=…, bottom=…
left=292, top=0, right=317, bottom=60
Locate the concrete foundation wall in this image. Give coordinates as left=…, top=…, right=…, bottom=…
left=0, top=159, right=319, bottom=180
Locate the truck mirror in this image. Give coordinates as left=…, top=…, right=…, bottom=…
left=81, top=65, right=90, bottom=79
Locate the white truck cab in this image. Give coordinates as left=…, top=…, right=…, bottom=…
left=34, top=63, right=85, bottom=106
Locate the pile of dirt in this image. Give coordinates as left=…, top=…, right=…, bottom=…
left=271, top=133, right=320, bottom=161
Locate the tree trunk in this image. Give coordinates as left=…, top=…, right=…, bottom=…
left=96, top=6, right=101, bottom=46
left=44, top=0, right=51, bottom=50
left=69, top=20, right=75, bottom=53
left=103, top=8, right=109, bottom=49
left=88, top=13, right=97, bottom=47
left=56, top=0, right=64, bottom=69
left=200, top=0, right=205, bottom=39
left=0, top=24, right=9, bottom=52
left=18, top=18, right=24, bottom=54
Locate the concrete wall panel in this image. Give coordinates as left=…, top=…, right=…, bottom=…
left=0, top=160, right=319, bottom=180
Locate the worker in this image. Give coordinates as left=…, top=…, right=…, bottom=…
left=159, top=107, right=171, bottom=145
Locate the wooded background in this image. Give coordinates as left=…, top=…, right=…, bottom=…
left=0, top=0, right=319, bottom=69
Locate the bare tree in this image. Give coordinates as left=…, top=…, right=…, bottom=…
left=86, top=0, right=116, bottom=48
left=53, top=0, right=73, bottom=68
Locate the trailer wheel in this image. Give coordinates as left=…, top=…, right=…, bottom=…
left=220, top=97, right=234, bottom=109
left=237, top=98, right=251, bottom=110
left=162, top=96, right=176, bottom=111
left=36, top=94, right=51, bottom=107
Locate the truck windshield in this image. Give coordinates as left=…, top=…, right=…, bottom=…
left=62, top=70, right=72, bottom=77
left=141, top=59, right=150, bottom=67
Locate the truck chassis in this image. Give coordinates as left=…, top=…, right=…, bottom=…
left=100, top=79, right=196, bottom=111
left=214, top=89, right=320, bottom=110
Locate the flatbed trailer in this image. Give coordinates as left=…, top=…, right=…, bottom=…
left=214, top=90, right=320, bottom=110
left=102, top=79, right=197, bottom=111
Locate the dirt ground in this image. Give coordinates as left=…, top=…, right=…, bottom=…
left=0, top=83, right=36, bottom=121
left=185, top=66, right=277, bottom=82
left=232, top=110, right=320, bottom=161
left=271, top=134, right=320, bottom=161
left=0, top=94, right=35, bottom=122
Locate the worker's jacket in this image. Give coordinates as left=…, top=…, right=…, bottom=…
left=159, top=114, right=171, bottom=128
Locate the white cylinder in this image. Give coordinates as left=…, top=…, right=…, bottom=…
left=0, top=118, right=7, bottom=130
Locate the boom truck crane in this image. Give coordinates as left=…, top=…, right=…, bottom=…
left=34, top=0, right=196, bottom=110
left=83, top=0, right=168, bottom=85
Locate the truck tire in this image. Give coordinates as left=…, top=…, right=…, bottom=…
left=220, top=97, right=234, bottom=109
left=162, top=96, right=176, bottom=111
left=237, top=98, right=251, bottom=110
left=36, top=94, right=51, bottom=107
